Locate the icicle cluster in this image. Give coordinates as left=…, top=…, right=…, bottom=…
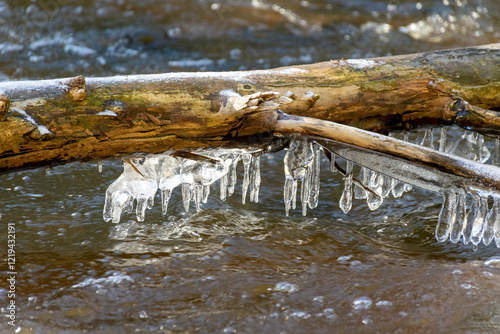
left=283, top=138, right=321, bottom=216
left=103, top=126, right=500, bottom=249
left=436, top=191, right=500, bottom=249
left=103, top=150, right=261, bottom=223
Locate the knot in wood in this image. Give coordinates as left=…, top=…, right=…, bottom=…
left=65, top=75, right=87, bottom=101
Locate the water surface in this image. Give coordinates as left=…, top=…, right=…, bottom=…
left=1, top=1, right=500, bottom=333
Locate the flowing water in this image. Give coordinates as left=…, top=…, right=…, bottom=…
left=1, top=0, right=500, bottom=333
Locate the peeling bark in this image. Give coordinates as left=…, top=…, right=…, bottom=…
left=0, top=43, right=499, bottom=173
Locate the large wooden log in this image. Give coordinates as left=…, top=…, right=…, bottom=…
left=0, top=43, right=499, bottom=173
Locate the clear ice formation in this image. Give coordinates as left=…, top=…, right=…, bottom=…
left=104, top=149, right=260, bottom=223
left=104, top=127, right=500, bottom=249
left=283, top=138, right=321, bottom=216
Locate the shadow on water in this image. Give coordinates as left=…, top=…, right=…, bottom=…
left=1, top=0, right=500, bottom=333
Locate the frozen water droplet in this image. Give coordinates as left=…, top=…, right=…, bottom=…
left=339, top=161, right=354, bottom=214
left=98, top=161, right=103, bottom=173
left=436, top=192, right=457, bottom=242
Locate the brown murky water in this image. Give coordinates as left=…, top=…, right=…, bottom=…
left=1, top=1, right=500, bottom=333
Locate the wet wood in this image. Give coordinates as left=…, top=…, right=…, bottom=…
left=275, top=114, right=500, bottom=194
left=0, top=43, right=499, bottom=173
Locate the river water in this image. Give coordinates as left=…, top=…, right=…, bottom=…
left=1, top=1, right=500, bottom=333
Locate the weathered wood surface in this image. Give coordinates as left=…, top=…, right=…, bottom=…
left=1, top=43, right=499, bottom=173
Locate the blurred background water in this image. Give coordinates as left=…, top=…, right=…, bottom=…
left=1, top=1, right=500, bottom=333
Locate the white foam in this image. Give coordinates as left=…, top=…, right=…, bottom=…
left=72, top=272, right=134, bottom=288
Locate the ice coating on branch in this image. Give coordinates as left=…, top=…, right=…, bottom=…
left=446, top=130, right=490, bottom=163
left=102, top=126, right=500, bottom=249
left=103, top=149, right=259, bottom=222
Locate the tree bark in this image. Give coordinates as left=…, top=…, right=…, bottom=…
left=1, top=43, right=499, bottom=174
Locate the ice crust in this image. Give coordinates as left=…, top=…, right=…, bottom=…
left=103, top=127, right=500, bottom=248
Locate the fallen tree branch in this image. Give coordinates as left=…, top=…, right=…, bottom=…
left=275, top=113, right=500, bottom=195
left=0, top=43, right=499, bottom=173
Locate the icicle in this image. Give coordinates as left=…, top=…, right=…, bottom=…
left=308, top=144, right=321, bottom=209
left=492, top=139, right=500, bottom=166
left=380, top=174, right=392, bottom=198
left=182, top=183, right=192, bottom=212
left=283, top=138, right=315, bottom=215
left=330, top=152, right=337, bottom=172
left=249, top=155, right=261, bottom=203
left=241, top=154, right=252, bottom=204
left=462, top=194, right=479, bottom=245
left=158, top=156, right=182, bottom=215
left=194, top=185, right=203, bottom=212
left=284, top=178, right=295, bottom=216
left=449, top=191, right=466, bottom=243
left=493, top=197, right=500, bottom=248
left=220, top=174, right=228, bottom=201
left=391, top=178, right=406, bottom=198
left=98, top=161, right=103, bottom=173
left=435, top=192, right=457, bottom=242
left=161, top=189, right=172, bottom=215
left=202, top=184, right=210, bottom=204
left=301, top=167, right=311, bottom=216
left=470, top=196, right=488, bottom=246
left=476, top=133, right=491, bottom=163
left=228, top=155, right=240, bottom=196
left=339, top=161, right=354, bottom=214
left=483, top=197, right=499, bottom=246
left=439, top=128, right=446, bottom=152
left=366, top=170, right=383, bottom=211
left=354, top=167, right=368, bottom=200
left=446, top=130, right=477, bottom=161
left=421, top=128, right=434, bottom=149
